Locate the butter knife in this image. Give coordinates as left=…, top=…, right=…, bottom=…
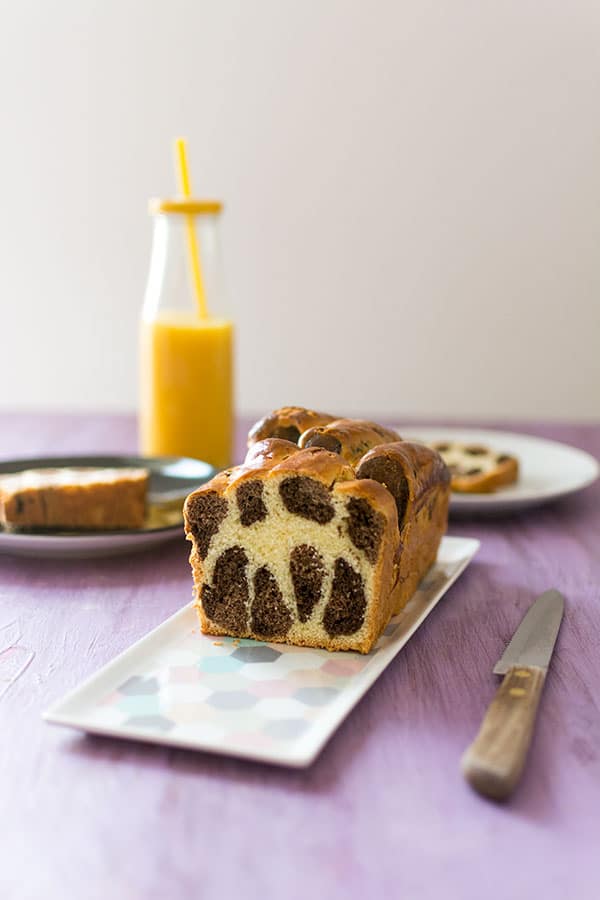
left=461, top=589, right=564, bottom=801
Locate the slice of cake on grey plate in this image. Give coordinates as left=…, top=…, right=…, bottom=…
left=0, top=467, right=149, bottom=531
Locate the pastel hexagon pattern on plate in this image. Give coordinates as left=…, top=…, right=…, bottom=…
left=255, top=697, right=307, bottom=719
left=273, top=650, right=327, bottom=672
left=125, top=714, right=174, bottom=732
left=294, top=686, right=339, bottom=707
left=238, top=662, right=288, bottom=682
left=196, top=671, right=253, bottom=692
left=198, top=655, right=245, bottom=674
left=263, top=719, right=310, bottom=741
left=207, top=691, right=260, bottom=711
left=321, top=658, right=367, bottom=677
left=168, top=666, right=201, bottom=684
left=166, top=702, right=217, bottom=725
left=284, top=668, right=341, bottom=688
left=119, top=676, right=160, bottom=696
left=231, top=646, right=282, bottom=664
left=118, top=694, right=162, bottom=716
left=203, top=708, right=268, bottom=734
left=244, top=679, right=298, bottom=699
left=164, top=683, right=213, bottom=704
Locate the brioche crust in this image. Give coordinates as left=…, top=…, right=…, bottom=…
left=299, top=419, right=401, bottom=466
left=247, top=406, right=337, bottom=447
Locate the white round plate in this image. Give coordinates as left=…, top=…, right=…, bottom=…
left=0, top=454, right=216, bottom=559
left=394, top=427, right=599, bottom=516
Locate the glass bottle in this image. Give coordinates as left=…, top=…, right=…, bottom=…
left=139, top=199, right=233, bottom=469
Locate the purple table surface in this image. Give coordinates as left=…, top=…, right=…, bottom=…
left=1, top=413, right=599, bottom=900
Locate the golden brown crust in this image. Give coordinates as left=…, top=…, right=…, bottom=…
left=268, top=446, right=355, bottom=485
left=389, top=488, right=449, bottom=614
left=243, top=438, right=300, bottom=468
left=299, top=419, right=401, bottom=466
left=182, top=469, right=233, bottom=509
left=247, top=406, right=337, bottom=448
left=223, top=439, right=302, bottom=491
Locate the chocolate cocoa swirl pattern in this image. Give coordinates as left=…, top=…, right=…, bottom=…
left=189, top=452, right=395, bottom=648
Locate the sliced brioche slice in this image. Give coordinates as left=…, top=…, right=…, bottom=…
left=0, top=467, right=149, bottom=531
left=428, top=441, right=518, bottom=493
left=184, top=442, right=400, bottom=653
left=184, top=434, right=451, bottom=654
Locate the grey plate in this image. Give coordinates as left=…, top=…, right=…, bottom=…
left=0, top=454, right=216, bottom=559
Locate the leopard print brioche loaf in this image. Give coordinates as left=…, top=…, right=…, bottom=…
left=184, top=409, right=450, bottom=654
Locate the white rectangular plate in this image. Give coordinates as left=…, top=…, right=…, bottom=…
left=45, top=536, right=479, bottom=767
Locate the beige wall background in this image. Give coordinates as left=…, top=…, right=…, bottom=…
left=1, top=0, right=599, bottom=421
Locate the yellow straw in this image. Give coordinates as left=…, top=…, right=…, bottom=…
left=174, top=137, right=208, bottom=318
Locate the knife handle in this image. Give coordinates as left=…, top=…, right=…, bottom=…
left=461, top=665, right=546, bottom=801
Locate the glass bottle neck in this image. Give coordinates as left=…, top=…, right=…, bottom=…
left=143, top=213, right=227, bottom=321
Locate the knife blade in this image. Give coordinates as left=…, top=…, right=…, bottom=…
left=461, top=589, right=565, bottom=801
left=493, top=589, right=564, bottom=675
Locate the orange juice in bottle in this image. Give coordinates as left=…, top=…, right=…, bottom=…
left=139, top=191, right=233, bottom=469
